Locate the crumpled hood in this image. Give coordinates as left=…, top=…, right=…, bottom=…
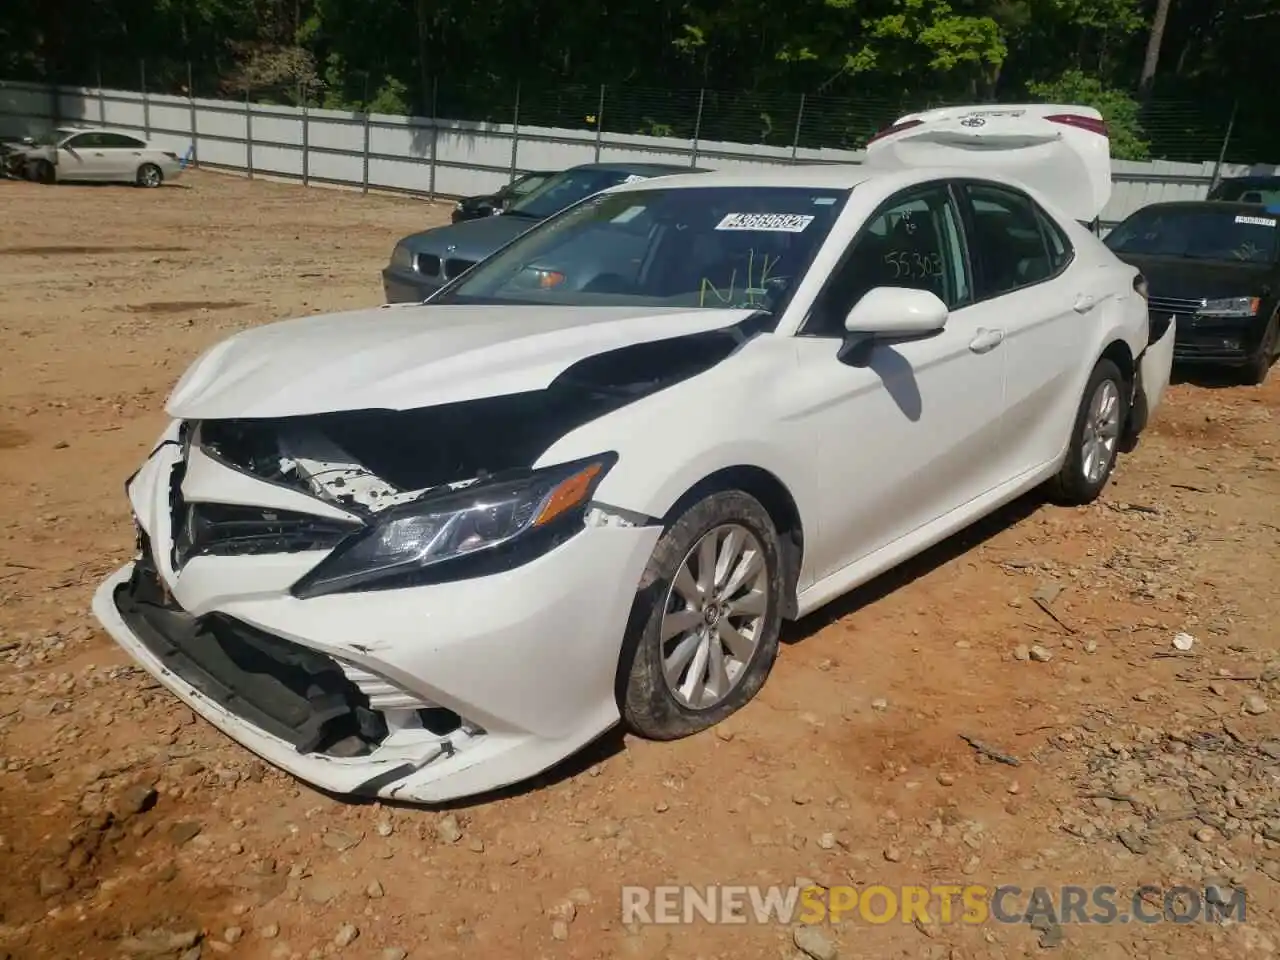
left=166, top=303, right=756, bottom=420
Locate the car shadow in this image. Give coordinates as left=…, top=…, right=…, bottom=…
left=779, top=487, right=1047, bottom=645
left=1170, top=366, right=1249, bottom=390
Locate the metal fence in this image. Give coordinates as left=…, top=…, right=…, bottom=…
left=11, top=56, right=1274, bottom=167
left=2, top=76, right=1275, bottom=231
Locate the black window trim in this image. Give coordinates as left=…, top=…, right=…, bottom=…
left=954, top=178, right=1077, bottom=306
left=799, top=179, right=975, bottom=339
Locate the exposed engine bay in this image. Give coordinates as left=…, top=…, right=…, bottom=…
left=194, top=324, right=755, bottom=514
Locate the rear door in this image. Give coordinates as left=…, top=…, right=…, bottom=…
left=956, top=179, right=1094, bottom=477
left=864, top=103, right=1112, bottom=226
left=98, top=132, right=148, bottom=180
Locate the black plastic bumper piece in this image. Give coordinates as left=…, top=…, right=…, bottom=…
left=112, top=557, right=387, bottom=756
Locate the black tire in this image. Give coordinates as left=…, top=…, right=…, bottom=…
left=136, top=163, right=163, bottom=188
left=1242, top=312, right=1279, bottom=386
left=1045, top=357, right=1130, bottom=506
left=27, top=159, right=54, bottom=184
left=619, top=490, right=785, bottom=740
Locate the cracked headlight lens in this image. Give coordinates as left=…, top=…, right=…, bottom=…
left=1197, top=296, right=1260, bottom=318
left=292, top=455, right=615, bottom=597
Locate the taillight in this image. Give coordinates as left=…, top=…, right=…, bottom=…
left=1045, top=113, right=1108, bottom=137
left=1134, top=274, right=1148, bottom=300
left=866, top=118, right=923, bottom=145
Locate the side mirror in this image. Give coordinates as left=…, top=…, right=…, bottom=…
left=844, top=286, right=949, bottom=338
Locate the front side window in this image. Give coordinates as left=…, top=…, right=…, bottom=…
left=805, top=184, right=969, bottom=337
left=1105, top=207, right=1279, bottom=264
left=64, top=132, right=104, bottom=149
left=436, top=185, right=851, bottom=316
left=99, top=133, right=145, bottom=148
left=963, top=184, right=1061, bottom=298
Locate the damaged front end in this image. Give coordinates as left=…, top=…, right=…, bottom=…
left=97, top=324, right=747, bottom=798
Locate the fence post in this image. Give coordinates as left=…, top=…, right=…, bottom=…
left=96, top=61, right=106, bottom=127
left=594, top=85, right=606, bottom=162
left=140, top=60, right=150, bottom=138
left=245, top=90, right=254, bottom=180
left=428, top=76, right=439, bottom=200
left=790, top=93, right=806, bottom=162
left=690, top=88, right=706, bottom=167
left=361, top=111, right=371, bottom=195
left=509, top=81, right=521, bottom=179
left=361, top=73, right=371, bottom=195
left=187, top=61, right=198, bottom=167
left=301, top=83, right=310, bottom=187
left=1208, top=100, right=1238, bottom=194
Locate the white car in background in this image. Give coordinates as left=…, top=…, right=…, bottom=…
left=92, top=103, right=1175, bottom=804
left=12, top=126, right=184, bottom=187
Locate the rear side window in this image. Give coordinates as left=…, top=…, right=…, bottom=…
left=962, top=183, right=1072, bottom=299
left=99, top=133, right=145, bottom=148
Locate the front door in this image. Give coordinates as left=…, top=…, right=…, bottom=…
left=789, top=182, right=1010, bottom=580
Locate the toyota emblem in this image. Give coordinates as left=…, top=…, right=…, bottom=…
left=960, top=116, right=986, bottom=128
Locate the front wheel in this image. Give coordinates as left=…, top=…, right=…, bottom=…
left=26, top=159, right=54, bottom=184
left=1046, top=357, right=1130, bottom=506
left=136, top=163, right=163, bottom=188
left=619, top=490, right=784, bottom=740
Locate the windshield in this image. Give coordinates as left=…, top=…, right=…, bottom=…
left=437, top=184, right=850, bottom=313
left=32, top=129, right=70, bottom=146
left=509, top=172, right=552, bottom=198
left=1105, top=208, right=1279, bottom=264
left=1208, top=180, right=1280, bottom=206
left=506, top=168, right=662, bottom=220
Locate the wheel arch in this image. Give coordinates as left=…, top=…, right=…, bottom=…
left=658, top=465, right=805, bottom=620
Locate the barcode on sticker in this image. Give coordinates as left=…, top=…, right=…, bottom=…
left=1235, top=215, right=1277, bottom=227
left=716, top=213, right=815, bottom=232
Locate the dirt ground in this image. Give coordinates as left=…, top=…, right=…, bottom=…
left=0, top=170, right=1278, bottom=960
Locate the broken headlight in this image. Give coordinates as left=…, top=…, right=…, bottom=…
left=291, top=454, right=615, bottom=598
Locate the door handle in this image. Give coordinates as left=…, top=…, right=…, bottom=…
left=969, top=328, right=1005, bottom=354
left=1073, top=294, right=1098, bottom=313
left=92, top=152, right=105, bottom=157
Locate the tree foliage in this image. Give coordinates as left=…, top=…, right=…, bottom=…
left=2, top=0, right=1278, bottom=159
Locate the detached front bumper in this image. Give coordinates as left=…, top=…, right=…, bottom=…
left=92, top=433, right=661, bottom=804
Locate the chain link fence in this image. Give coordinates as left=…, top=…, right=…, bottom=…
left=6, top=56, right=1273, bottom=167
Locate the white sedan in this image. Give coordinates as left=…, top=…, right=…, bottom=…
left=14, top=126, right=185, bottom=187
left=92, top=103, right=1175, bottom=804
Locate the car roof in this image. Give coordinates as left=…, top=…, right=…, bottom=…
left=60, top=126, right=147, bottom=139
left=598, top=164, right=873, bottom=192
left=567, top=162, right=702, bottom=176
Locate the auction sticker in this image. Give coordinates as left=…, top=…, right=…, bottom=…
left=716, top=212, right=815, bottom=232
left=1235, top=215, right=1277, bottom=227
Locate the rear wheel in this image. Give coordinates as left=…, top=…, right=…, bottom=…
left=1046, top=358, right=1129, bottom=506
left=620, top=490, right=784, bottom=740
left=136, top=163, right=163, bottom=188
left=1242, top=312, right=1279, bottom=386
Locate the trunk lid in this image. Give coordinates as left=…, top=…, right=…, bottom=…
left=864, top=103, right=1112, bottom=224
